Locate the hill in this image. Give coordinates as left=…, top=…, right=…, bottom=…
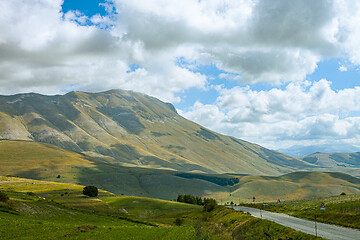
left=301, top=152, right=360, bottom=176
left=1, top=140, right=359, bottom=202
left=0, top=176, right=318, bottom=240
left=0, top=89, right=310, bottom=175
left=227, top=171, right=360, bottom=202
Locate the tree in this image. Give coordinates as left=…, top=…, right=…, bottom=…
left=203, top=198, right=217, bottom=212
left=0, top=191, right=9, bottom=203
left=174, top=217, right=184, bottom=226
left=82, top=186, right=98, bottom=197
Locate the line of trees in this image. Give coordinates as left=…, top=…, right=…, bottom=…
left=177, top=194, right=204, bottom=205
left=176, top=194, right=217, bottom=211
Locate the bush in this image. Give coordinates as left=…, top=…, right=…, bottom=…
left=0, top=191, right=9, bottom=203
left=83, top=186, right=98, bottom=197
left=340, top=192, right=346, bottom=195
left=203, top=199, right=217, bottom=212
left=174, top=217, right=184, bottom=226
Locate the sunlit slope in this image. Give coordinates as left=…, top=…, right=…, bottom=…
left=0, top=90, right=310, bottom=175
left=228, top=171, right=360, bottom=202
left=0, top=140, right=228, bottom=199
left=301, top=152, right=360, bottom=176
left=0, top=142, right=359, bottom=202
left=0, top=140, right=94, bottom=182
left=0, top=176, right=199, bottom=240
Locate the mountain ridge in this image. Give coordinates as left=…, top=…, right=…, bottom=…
left=0, top=89, right=310, bottom=175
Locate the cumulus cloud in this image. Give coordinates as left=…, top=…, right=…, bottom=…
left=181, top=80, right=360, bottom=149
left=1, top=0, right=360, bottom=99
left=2, top=0, right=360, bottom=150
left=0, top=0, right=207, bottom=101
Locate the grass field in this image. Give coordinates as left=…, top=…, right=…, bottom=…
left=241, top=194, right=360, bottom=229
left=0, top=176, right=322, bottom=239
left=103, top=195, right=201, bottom=219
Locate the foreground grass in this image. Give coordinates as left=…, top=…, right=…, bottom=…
left=241, top=194, right=360, bottom=229
left=103, top=195, right=201, bottom=219
left=151, top=206, right=321, bottom=240
left=0, top=176, right=321, bottom=239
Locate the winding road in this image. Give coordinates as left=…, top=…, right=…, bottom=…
left=230, top=206, right=360, bottom=240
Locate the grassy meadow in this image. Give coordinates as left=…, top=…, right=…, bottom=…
left=0, top=176, right=322, bottom=239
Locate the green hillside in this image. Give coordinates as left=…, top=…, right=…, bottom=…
left=0, top=140, right=359, bottom=202
left=0, top=89, right=310, bottom=176
left=301, top=152, right=360, bottom=176
left=0, top=176, right=320, bottom=239
left=226, top=171, right=360, bottom=203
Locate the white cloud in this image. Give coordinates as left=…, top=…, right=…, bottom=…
left=181, top=80, right=360, bottom=149
left=1, top=0, right=360, bottom=150
left=339, top=65, right=348, bottom=72
left=0, top=0, right=207, bottom=102
left=1, top=0, right=360, bottom=99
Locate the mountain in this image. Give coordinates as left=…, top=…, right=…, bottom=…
left=0, top=89, right=310, bottom=175
left=300, top=152, right=360, bottom=176
left=277, top=144, right=359, bottom=157
left=302, top=152, right=360, bottom=167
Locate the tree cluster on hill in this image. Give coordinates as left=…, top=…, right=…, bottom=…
left=176, top=194, right=218, bottom=211
left=82, top=186, right=98, bottom=197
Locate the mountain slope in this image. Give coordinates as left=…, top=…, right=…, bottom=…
left=0, top=89, right=310, bottom=175
left=302, top=152, right=360, bottom=167
left=300, top=152, right=360, bottom=176
left=1, top=140, right=359, bottom=202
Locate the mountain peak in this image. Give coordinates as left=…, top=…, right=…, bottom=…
left=0, top=89, right=309, bottom=175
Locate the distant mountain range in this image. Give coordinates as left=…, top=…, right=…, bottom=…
left=277, top=144, right=359, bottom=157
left=0, top=89, right=310, bottom=176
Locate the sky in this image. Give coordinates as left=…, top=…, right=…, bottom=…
left=1, top=0, right=360, bottom=154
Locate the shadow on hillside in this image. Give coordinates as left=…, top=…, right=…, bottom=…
left=75, top=158, right=226, bottom=200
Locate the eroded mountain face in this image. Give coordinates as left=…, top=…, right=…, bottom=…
left=0, top=89, right=310, bottom=175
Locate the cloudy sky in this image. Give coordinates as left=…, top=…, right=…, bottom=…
left=1, top=0, right=360, bottom=154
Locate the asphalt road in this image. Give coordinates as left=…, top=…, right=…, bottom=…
left=230, top=206, right=360, bottom=240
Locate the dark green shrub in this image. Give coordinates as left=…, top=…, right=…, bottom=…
left=340, top=192, right=346, bottom=195
left=174, top=217, right=184, bottom=226
left=203, top=199, right=217, bottom=212
left=0, top=191, right=9, bottom=202
left=83, top=186, right=98, bottom=197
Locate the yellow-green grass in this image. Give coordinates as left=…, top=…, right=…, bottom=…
left=103, top=195, right=201, bottom=219
left=0, top=176, right=199, bottom=239
left=151, top=206, right=322, bottom=239
left=0, top=176, right=200, bottom=219
left=0, top=176, right=322, bottom=240
left=0, top=140, right=94, bottom=182
left=1, top=140, right=360, bottom=205
left=241, top=194, right=360, bottom=229
left=0, top=202, right=196, bottom=240
left=0, top=176, right=85, bottom=193
left=226, top=172, right=360, bottom=203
